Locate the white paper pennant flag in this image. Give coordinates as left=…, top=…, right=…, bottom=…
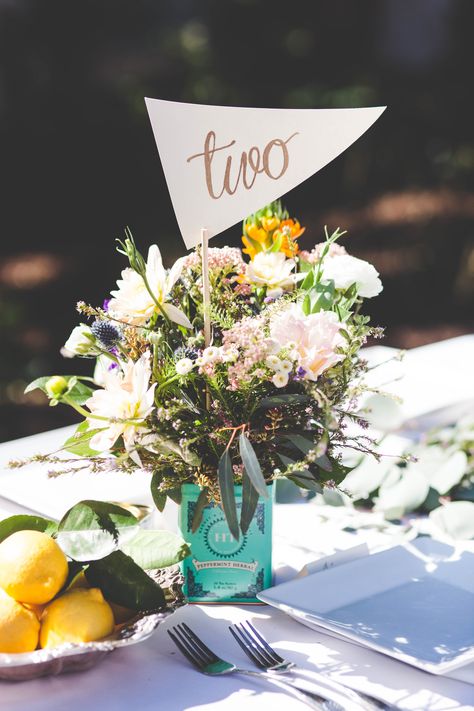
left=145, top=98, right=386, bottom=249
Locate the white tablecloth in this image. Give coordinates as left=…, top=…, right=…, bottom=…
left=1, top=432, right=474, bottom=710
left=1, top=336, right=474, bottom=710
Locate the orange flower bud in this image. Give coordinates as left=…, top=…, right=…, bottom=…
left=261, top=217, right=280, bottom=232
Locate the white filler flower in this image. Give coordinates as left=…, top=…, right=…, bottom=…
left=109, top=245, right=192, bottom=328
left=321, top=254, right=383, bottom=298
left=86, top=352, right=156, bottom=461
left=176, top=357, right=194, bottom=375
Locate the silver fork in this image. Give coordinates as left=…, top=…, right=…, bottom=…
left=229, top=621, right=396, bottom=711
left=168, top=622, right=350, bottom=711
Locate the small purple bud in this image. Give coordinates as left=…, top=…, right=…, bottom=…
left=297, top=366, right=306, bottom=378
left=103, top=298, right=111, bottom=311
left=108, top=362, right=118, bottom=371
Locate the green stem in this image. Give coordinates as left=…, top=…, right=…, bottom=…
left=156, top=373, right=181, bottom=396
left=141, top=273, right=172, bottom=325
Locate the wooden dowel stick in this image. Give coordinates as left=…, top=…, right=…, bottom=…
left=201, top=227, right=211, bottom=348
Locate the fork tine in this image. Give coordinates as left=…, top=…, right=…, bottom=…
left=245, top=621, right=285, bottom=664
left=234, top=623, right=276, bottom=667
left=168, top=629, right=205, bottom=670
left=229, top=625, right=269, bottom=668
left=175, top=625, right=214, bottom=665
left=179, top=623, right=219, bottom=663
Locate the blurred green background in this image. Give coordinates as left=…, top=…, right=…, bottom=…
left=1, top=0, right=473, bottom=441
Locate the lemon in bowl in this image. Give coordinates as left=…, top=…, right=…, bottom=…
left=0, top=530, right=68, bottom=605
left=0, top=589, right=40, bottom=653
left=40, top=588, right=115, bottom=649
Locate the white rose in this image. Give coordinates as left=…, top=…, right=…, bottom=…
left=321, top=254, right=382, bottom=298
left=62, top=324, right=96, bottom=357
left=176, top=357, right=194, bottom=375
left=246, top=252, right=295, bottom=297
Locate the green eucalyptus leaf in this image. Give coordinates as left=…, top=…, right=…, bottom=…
left=121, top=530, right=190, bottom=569
left=240, top=470, right=260, bottom=534
left=429, top=501, right=474, bottom=540
left=218, top=449, right=239, bottom=540
left=57, top=500, right=139, bottom=561
left=239, top=433, right=268, bottom=499
left=86, top=550, right=165, bottom=611
left=428, top=450, right=468, bottom=495
left=374, top=469, right=430, bottom=519
left=150, top=471, right=167, bottom=512
left=285, top=434, right=332, bottom=473
left=0, top=515, right=58, bottom=544
left=167, top=488, right=182, bottom=505
left=191, top=488, right=209, bottom=533
left=342, top=457, right=395, bottom=500
left=258, top=393, right=309, bottom=409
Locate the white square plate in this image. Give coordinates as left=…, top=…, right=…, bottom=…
left=258, top=538, right=474, bottom=675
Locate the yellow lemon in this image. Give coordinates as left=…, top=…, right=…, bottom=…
left=0, top=589, right=40, bottom=653
left=0, top=530, right=68, bottom=605
left=40, top=588, right=115, bottom=649
left=23, top=603, right=45, bottom=620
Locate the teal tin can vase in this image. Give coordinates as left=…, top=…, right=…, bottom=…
left=179, top=483, right=273, bottom=603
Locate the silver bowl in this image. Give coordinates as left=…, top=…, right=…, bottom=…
left=0, top=566, right=185, bottom=681
left=0, top=608, right=174, bottom=681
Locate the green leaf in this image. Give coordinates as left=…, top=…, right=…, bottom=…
left=65, top=378, right=93, bottom=405
left=63, top=421, right=101, bottom=456
left=258, top=393, right=309, bottom=409
left=57, top=500, right=139, bottom=561
left=288, top=474, right=322, bottom=493
left=240, top=470, right=260, bottom=534
left=374, top=469, right=430, bottom=519
left=284, top=434, right=333, bottom=473
left=167, top=488, right=182, bottom=505
left=0, top=515, right=58, bottom=544
left=24, top=376, right=51, bottom=395
left=150, top=471, right=167, bottom=511
left=24, top=375, right=93, bottom=405
left=300, top=268, right=315, bottom=290
left=269, top=233, right=283, bottom=252
left=430, top=501, right=474, bottom=540
left=121, top=530, right=190, bottom=569
left=239, top=433, right=268, bottom=499
left=302, top=293, right=311, bottom=315
left=285, top=433, right=314, bottom=454
left=62, top=561, right=87, bottom=592
left=218, top=449, right=239, bottom=540
left=298, top=259, right=313, bottom=274
left=191, top=488, right=208, bottom=533
left=86, top=550, right=166, bottom=611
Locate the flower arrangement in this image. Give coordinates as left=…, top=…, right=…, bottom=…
left=18, top=201, right=384, bottom=538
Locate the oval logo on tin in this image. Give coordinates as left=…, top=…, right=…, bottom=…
left=204, top=515, right=247, bottom=557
